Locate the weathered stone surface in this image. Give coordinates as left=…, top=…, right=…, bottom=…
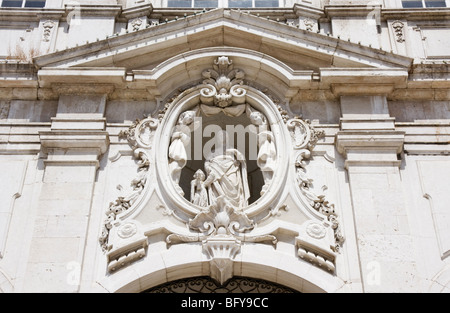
left=0, top=1, right=449, bottom=294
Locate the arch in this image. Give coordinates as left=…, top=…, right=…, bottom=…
left=143, top=276, right=300, bottom=293
left=99, top=242, right=345, bottom=293
left=99, top=51, right=345, bottom=295
left=135, top=47, right=314, bottom=100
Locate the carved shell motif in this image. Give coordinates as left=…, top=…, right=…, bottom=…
left=189, top=196, right=255, bottom=236
left=200, top=56, right=247, bottom=107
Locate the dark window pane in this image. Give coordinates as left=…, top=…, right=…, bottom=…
left=24, top=0, right=45, bottom=7
left=1, top=0, right=23, bottom=7
left=229, top=0, right=252, bottom=7
left=402, top=0, right=424, bottom=7
left=168, top=0, right=192, bottom=7
left=254, top=0, right=278, bottom=7
left=425, top=0, right=446, bottom=7
left=193, top=0, right=218, bottom=7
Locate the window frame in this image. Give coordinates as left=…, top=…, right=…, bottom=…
left=401, top=0, right=448, bottom=8
left=0, top=0, right=46, bottom=8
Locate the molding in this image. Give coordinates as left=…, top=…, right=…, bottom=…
left=39, top=130, right=110, bottom=155
left=382, top=8, right=450, bottom=21
left=336, top=130, right=405, bottom=168
left=321, top=68, right=409, bottom=85
left=38, top=68, right=126, bottom=89
left=331, top=84, right=395, bottom=96
left=50, top=83, right=115, bottom=96
left=321, top=68, right=409, bottom=96
left=336, top=130, right=405, bottom=154
left=32, top=8, right=413, bottom=70
left=119, top=3, right=153, bottom=20
left=63, top=4, right=122, bottom=18
left=325, top=4, right=381, bottom=18
left=404, top=144, right=450, bottom=155
left=0, top=8, right=65, bottom=22
left=293, top=3, right=325, bottom=19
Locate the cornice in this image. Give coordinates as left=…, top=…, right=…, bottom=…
left=382, top=7, right=450, bottom=21
left=32, top=8, right=413, bottom=70
left=323, top=5, right=450, bottom=22
left=324, top=4, right=381, bottom=18
left=150, top=7, right=297, bottom=20
left=293, top=3, right=325, bottom=19
left=119, top=3, right=153, bottom=21
left=0, top=8, right=65, bottom=22
left=63, top=4, right=122, bottom=18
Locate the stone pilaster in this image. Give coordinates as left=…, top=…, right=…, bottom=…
left=336, top=95, right=419, bottom=292
left=22, top=85, right=110, bottom=292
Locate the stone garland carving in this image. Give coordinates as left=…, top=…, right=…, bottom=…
left=287, top=117, right=345, bottom=252
left=392, top=21, right=405, bottom=43
left=99, top=117, right=159, bottom=252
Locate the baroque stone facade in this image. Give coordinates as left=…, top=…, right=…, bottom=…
left=0, top=0, right=450, bottom=293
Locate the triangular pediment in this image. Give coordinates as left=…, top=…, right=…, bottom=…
left=34, top=8, right=412, bottom=72
left=34, top=8, right=413, bottom=100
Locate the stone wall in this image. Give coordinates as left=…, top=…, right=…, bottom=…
left=0, top=1, right=449, bottom=293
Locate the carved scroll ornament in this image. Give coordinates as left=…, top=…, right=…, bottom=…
left=288, top=117, right=345, bottom=252
left=100, top=56, right=344, bottom=278
left=200, top=56, right=247, bottom=108
left=99, top=117, right=158, bottom=252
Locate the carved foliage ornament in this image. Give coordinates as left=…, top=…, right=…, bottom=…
left=288, top=117, right=345, bottom=252
left=99, top=117, right=158, bottom=252
left=167, top=196, right=277, bottom=285
left=100, top=56, right=344, bottom=277
left=200, top=56, right=246, bottom=108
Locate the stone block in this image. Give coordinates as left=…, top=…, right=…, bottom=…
left=39, top=182, right=94, bottom=201
left=43, top=164, right=97, bottom=183
left=28, top=237, right=82, bottom=263
left=340, top=95, right=390, bottom=118
left=56, top=94, right=107, bottom=118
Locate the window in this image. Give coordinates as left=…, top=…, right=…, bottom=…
left=402, top=0, right=446, bottom=7
left=1, top=0, right=45, bottom=7
left=229, top=0, right=278, bottom=7
left=167, top=0, right=279, bottom=8
left=167, top=0, right=218, bottom=7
